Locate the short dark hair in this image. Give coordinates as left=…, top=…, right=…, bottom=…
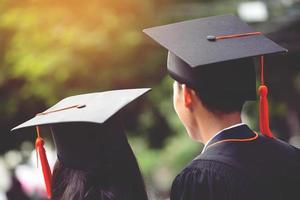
left=195, top=90, right=245, bottom=113
left=177, top=83, right=245, bottom=114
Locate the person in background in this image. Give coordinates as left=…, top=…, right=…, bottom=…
left=143, top=15, right=300, bottom=200
left=12, top=88, right=150, bottom=200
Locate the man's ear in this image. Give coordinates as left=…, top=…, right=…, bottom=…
left=182, top=84, right=193, bottom=108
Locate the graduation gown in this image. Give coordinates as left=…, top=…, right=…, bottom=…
left=170, top=124, right=300, bottom=200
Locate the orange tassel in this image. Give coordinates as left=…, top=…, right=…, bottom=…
left=258, top=56, right=274, bottom=138
left=36, top=126, right=52, bottom=199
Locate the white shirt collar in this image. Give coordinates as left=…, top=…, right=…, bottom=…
left=201, top=122, right=245, bottom=153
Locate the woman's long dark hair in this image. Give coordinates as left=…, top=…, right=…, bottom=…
left=50, top=119, right=148, bottom=200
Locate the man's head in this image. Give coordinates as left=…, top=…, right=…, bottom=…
left=169, top=49, right=256, bottom=141
left=173, top=80, right=246, bottom=141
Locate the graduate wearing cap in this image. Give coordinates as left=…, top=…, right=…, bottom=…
left=144, top=15, right=300, bottom=200
left=12, top=88, right=150, bottom=200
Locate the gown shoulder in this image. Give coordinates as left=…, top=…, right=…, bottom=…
left=170, top=159, right=254, bottom=200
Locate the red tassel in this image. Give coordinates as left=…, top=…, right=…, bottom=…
left=35, top=126, right=52, bottom=199
left=204, top=32, right=274, bottom=138
left=258, top=56, right=274, bottom=138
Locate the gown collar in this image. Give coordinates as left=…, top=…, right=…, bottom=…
left=201, top=123, right=258, bottom=153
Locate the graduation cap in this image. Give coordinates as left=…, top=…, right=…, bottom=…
left=143, top=14, right=288, bottom=139
left=11, top=88, right=151, bottom=199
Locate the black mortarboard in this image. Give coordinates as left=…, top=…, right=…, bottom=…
left=11, top=88, right=151, bottom=199
left=143, top=14, right=287, bottom=100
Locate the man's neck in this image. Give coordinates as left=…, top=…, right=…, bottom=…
left=194, top=111, right=242, bottom=144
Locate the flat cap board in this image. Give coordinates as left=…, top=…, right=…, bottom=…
left=12, top=88, right=151, bottom=131
left=143, top=14, right=287, bottom=67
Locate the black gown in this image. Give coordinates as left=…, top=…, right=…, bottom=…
left=170, top=124, right=300, bottom=200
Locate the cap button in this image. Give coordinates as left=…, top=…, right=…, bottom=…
left=207, top=35, right=216, bottom=41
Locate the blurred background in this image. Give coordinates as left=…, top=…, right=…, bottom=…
left=0, top=0, right=299, bottom=199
